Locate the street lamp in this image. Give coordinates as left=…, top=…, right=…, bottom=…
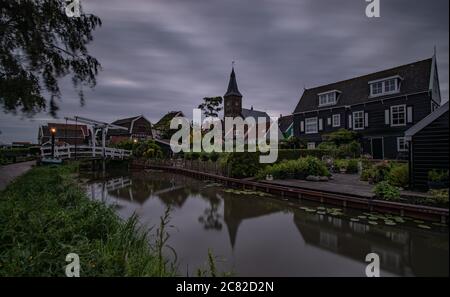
left=133, top=139, right=138, bottom=144
left=50, top=127, right=56, bottom=158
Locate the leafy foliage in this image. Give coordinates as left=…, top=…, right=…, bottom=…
left=373, top=181, right=401, bottom=201
left=257, top=156, right=329, bottom=180
left=0, top=0, right=102, bottom=116
left=387, top=164, right=409, bottom=188
left=0, top=165, right=175, bottom=276
left=428, top=169, right=449, bottom=182
left=198, top=97, right=223, bottom=118
left=322, top=129, right=359, bottom=146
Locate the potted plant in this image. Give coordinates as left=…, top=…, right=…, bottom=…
left=428, top=169, right=449, bottom=189
left=334, top=159, right=347, bottom=174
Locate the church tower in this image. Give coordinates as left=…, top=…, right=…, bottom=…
left=224, top=66, right=242, bottom=118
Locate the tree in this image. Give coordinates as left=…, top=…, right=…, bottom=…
left=198, top=97, right=223, bottom=118
left=0, top=0, right=102, bottom=116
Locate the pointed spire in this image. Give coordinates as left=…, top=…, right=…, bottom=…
left=224, top=63, right=242, bottom=97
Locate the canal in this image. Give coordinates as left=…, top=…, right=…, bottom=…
left=82, top=169, right=449, bottom=277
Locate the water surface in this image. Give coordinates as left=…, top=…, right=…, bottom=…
left=83, top=169, right=449, bottom=277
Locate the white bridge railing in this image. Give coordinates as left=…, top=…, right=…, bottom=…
left=41, top=145, right=132, bottom=160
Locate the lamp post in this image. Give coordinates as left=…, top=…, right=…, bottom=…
left=50, top=127, right=56, bottom=158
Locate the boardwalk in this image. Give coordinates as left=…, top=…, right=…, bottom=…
left=0, top=160, right=36, bottom=191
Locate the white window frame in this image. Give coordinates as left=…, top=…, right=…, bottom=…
left=397, top=137, right=408, bottom=152
left=307, top=142, right=316, bottom=149
left=390, top=104, right=406, bottom=127
left=369, top=76, right=401, bottom=97
left=332, top=114, right=340, bottom=127
left=352, top=111, right=365, bottom=130
left=318, top=90, right=339, bottom=107
left=305, top=117, right=318, bottom=134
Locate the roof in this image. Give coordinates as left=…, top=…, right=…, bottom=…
left=112, top=115, right=142, bottom=126
left=154, top=111, right=183, bottom=129
left=294, top=58, right=433, bottom=113
left=224, top=67, right=242, bottom=97
left=41, top=124, right=88, bottom=138
left=241, top=107, right=270, bottom=121
left=278, top=115, right=294, bottom=132
left=405, top=101, right=448, bottom=139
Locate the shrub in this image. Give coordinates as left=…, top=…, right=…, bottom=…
left=200, top=152, right=210, bottom=161
left=337, top=141, right=361, bottom=158
left=387, top=164, right=409, bottom=188
left=257, top=156, right=329, bottom=180
left=373, top=181, right=401, bottom=201
left=361, top=167, right=375, bottom=181
left=372, top=161, right=391, bottom=183
left=427, top=189, right=449, bottom=206
left=428, top=169, right=449, bottom=182
left=347, top=159, right=359, bottom=174
left=322, top=129, right=359, bottom=146
left=317, top=142, right=337, bottom=150
left=225, top=152, right=261, bottom=178
left=191, top=152, right=200, bottom=160
left=209, top=152, right=219, bottom=162
left=334, top=159, right=348, bottom=170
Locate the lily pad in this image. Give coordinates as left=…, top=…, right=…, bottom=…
left=317, top=211, right=327, bottom=215
left=368, top=221, right=378, bottom=225
left=368, top=216, right=379, bottom=221
left=432, top=222, right=448, bottom=227
left=317, top=206, right=326, bottom=210
left=305, top=209, right=317, bottom=213
left=384, top=221, right=397, bottom=226
left=350, top=218, right=360, bottom=222
left=417, top=224, right=431, bottom=229
left=414, top=220, right=425, bottom=224
left=358, top=215, right=367, bottom=219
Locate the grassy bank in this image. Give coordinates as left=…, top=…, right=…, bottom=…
left=0, top=164, right=175, bottom=276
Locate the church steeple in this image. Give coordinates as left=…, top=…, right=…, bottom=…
left=224, top=64, right=243, bottom=118
left=224, top=67, right=242, bottom=97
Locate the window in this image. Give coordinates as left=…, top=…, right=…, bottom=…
left=332, top=114, right=340, bottom=127
left=369, top=76, right=401, bottom=97
left=371, top=82, right=383, bottom=95
left=352, top=111, right=364, bottom=130
left=307, top=142, right=316, bottom=149
left=384, top=78, right=396, bottom=92
left=318, top=91, right=339, bottom=107
left=397, top=137, right=408, bottom=152
left=305, top=117, right=318, bottom=134
left=390, top=105, right=406, bottom=126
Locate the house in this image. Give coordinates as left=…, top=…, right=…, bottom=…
left=108, top=115, right=153, bottom=144
left=278, top=115, right=294, bottom=139
left=38, top=123, right=90, bottom=146
left=293, top=55, right=441, bottom=159
left=153, top=111, right=184, bottom=140
left=405, top=101, right=449, bottom=190
left=223, top=67, right=283, bottom=141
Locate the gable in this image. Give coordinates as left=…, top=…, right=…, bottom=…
left=294, top=58, right=432, bottom=113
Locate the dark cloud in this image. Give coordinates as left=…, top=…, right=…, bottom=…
left=1, top=0, right=448, bottom=143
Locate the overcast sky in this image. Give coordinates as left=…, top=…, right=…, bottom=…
left=0, top=0, right=448, bottom=143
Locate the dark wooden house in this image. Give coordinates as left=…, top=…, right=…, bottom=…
left=153, top=111, right=185, bottom=140
left=107, top=115, right=153, bottom=144
left=405, top=101, right=449, bottom=190
left=293, top=56, right=442, bottom=159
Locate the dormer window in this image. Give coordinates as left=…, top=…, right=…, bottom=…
left=369, top=75, right=402, bottom=97
left=318, top=90, right=340, bottom=107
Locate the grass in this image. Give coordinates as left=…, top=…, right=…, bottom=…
left=0, top=164, right=176, bottom=276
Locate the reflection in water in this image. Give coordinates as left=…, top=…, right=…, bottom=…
left=83, top=169, right=449, bottom=277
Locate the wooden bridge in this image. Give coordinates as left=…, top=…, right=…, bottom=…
left=40, top=145, right=131, bottom=160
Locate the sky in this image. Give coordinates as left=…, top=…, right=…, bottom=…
left=0, top=0, right=448, bottom=143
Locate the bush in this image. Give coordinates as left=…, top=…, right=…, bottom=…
left=191, top=152, right=200, bottom=160
left=428, top=169, right=449, bottom=182
left=209, top=152, right=219, bottom=162
left=372, top=161, right=391, bottom=183
left=257, top=156, right=329, bottom=180
left=317, top=142, right=337, bottom=150
left=225, top=152, right=261, bottom=178
left=373, top=181, right=401, bottom=201
left=322, top=129, right=359, bottom=146
left=360, top=167, right=374, bottom=181
left=277, top=149, right=336, bottom=161
left=387, top=164, right=409, bottom=188
left=427, top=189, right=449, bottom=206
left=347, top=159, right=359, bottom=174
left=200, top=152, right=210, bottom=161
left=336, top=141, right=361, bottom=158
